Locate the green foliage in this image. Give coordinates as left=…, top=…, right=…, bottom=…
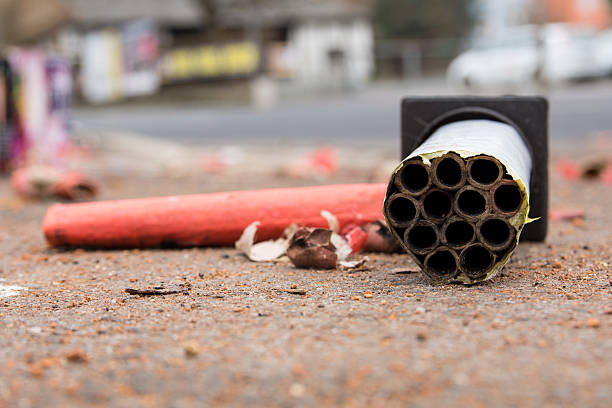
left=373, top=0, right=475, bottom=39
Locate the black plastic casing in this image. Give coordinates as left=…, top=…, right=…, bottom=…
left=401, top=96, right=548, bottom=242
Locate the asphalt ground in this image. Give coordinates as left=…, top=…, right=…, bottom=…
left=0, top=135, right=611, bottom=407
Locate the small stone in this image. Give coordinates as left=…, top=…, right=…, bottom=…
left=29, top=364, right=44, bottom=378
left=572, top=218, right=584, bottom=227
left=586, top=318, right=600, bottom=328
left=184, top=342, right=200, bottom=358
left=363, top=291, right=373, bottom=299
left=289, top=382, right=306, bottom=398
left=65, top=349, right=88, bottom=363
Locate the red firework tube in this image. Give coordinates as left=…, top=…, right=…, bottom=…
left=43, top=183, right=387, bottom=248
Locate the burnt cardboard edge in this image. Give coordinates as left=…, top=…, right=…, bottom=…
left=401, top=96, right=548, bottom=242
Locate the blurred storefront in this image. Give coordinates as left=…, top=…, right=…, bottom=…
left=79, top=20, right=160, bottom=103
left=59, top=0, right=374, bottom=103
left=161, top=42, right=260, bottom=83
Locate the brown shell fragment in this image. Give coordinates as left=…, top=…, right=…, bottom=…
left=287, top=228, right=338, bottom=269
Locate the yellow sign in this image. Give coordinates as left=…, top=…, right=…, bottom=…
left=162, top=42, right=260, bottom=81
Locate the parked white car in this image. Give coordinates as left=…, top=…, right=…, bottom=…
left=447, top=24, right=606, bottom=88
left=541, top=24, right=604, bottom=82
left=447, top=26, right=539, bottom=87
left=594, top=28, right=612, bottom=76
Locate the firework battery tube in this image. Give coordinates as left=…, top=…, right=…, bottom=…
left=384, top=119, right=533, bottom=284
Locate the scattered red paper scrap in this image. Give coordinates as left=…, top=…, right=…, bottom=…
left=286, top=146, right=338, bottom=178
left=556, top=159, right=580, bottom=181
left=549, top=209, right=585, bottom=221
left=345, top=226, right=367, bottom=254
left=601, top=164, right=612, bottom=185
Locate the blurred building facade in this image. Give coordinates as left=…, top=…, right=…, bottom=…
left=474, top=0, right=532, bottom=37
left=475, top=0, right=611, bottom=35
left=545, top=0, right=611, bottom=28
left=58, top=0, right=374, bottom=102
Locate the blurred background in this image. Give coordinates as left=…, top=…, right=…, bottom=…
left=1, top=0, right=612, bottom=195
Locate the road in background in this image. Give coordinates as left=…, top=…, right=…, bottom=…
left=73, top=78, right=612, bottom=148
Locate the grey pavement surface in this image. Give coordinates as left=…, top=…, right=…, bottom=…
left=1, top=159, right=611, bottom=407
left=73, top=78, right=612, bottom=148
left=1, top=78, right=611, bottom=408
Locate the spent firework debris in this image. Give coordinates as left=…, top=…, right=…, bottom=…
left=11, top=166, right=97, bottom=201
left=384, top=120, right=533, bottom=285
left=555, top=158, right=612, bottom=184
left=235, top=212, right=370, bottom=269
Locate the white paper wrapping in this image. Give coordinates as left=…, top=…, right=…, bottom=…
left=409, top=120, right=532, bottom=194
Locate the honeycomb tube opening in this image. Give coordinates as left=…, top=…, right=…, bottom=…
left=443, top=219, right=475, bottom=248
left=422, top=189, right=452, bottom=222
left=425, top=247, right=458, bottom=278
left=460, top=244, right=495, bottom=279
left=434, top=154, right=465, bottom=190
left=399, top=162, right=430, bottom=195
left=478, top=218, right=514, bottom=250
left=404, top=221, right=439, bottom=255
left=456, top=187, right=488, bottom=219
left=492, top=181, right=522, bottom=214
left=386, top=194, right=419, bottom=227
left=468, top=157, right=502, bottom=186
